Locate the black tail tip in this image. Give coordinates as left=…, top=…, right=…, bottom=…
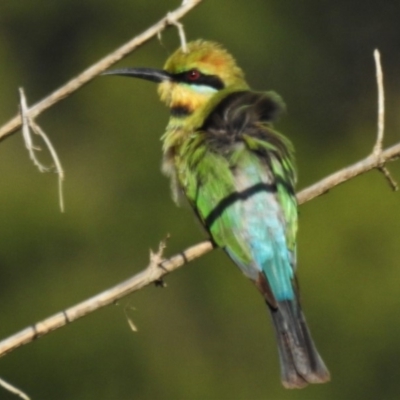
left=282, top=368, right=331, bottom=389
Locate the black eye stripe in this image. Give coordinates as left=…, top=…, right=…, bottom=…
left=173, top=71, right=224, bottom=90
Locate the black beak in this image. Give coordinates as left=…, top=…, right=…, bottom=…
left=101, top=67, right=172, bottom=83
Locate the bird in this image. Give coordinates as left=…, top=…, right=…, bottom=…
left=103, top=40, right=330, bottom=389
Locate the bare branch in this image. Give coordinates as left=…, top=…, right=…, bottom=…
left=378, top=165, right=398, bottom=191
left=19, top=88, right=50, bottom=173
left=373, top=49, right=385, bottom=156
left=0, top=0, right=203, bottom=142
left=0, top=241, right=214, bottom=358
left=166, top=12, right=188, bottom=53
left=297, top=142, right=400, bottom=204
left=1, top=135, right=400, bottom=358
left=367, top=50, right=398, bottom=191
left=0, top=377, right=30, bottom=400
left=19, top=88, right=65, bottom=212
left=298, top=50, right=398, bottom=204
left=29, top=121, right=65, bottom=212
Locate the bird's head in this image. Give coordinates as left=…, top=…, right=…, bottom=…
left=103, top=40, right=249, bottom=116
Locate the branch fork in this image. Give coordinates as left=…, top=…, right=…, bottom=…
left=19, top=88, right=65, bottom=211
left=372, top=49, right=398, bottom=191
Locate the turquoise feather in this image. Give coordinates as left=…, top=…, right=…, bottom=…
left=105, top=39, right=330, bottom=388
left=176, top=91, right=296, bottom=299
left=169, top=88, right=329, bottom=387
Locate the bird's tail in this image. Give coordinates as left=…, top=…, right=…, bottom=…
left=268, top=299, right=330, bottom=389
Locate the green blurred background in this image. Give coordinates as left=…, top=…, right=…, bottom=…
left=1, top=1, right=400, bottom=399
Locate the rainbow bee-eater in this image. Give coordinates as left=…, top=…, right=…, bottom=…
left=104, top=40, right=330, bottom=388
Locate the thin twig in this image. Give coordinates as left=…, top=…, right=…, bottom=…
left=166, top=13, right=188, bottom=53
left=124, top=304, right=138, bottom=332
left=297, top=141, right=400, bottom=204
left=0, top=0, right=203, bottom=142
left=19, top=88, right=65, bottom=212
left=30, top=121, right=65, bottom=212
left=373, top=49, right=385, bottom=155
left=0, top=377, right=30, bottom=400
left=370, top=49, right=398, bottom=190
left=19, top=88, right=50, bottom=173
left=378, top=165, right=398, bottom=191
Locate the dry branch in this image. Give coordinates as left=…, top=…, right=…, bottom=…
left=0, top=241, right=213, bottom=358
left=0, top=0, right=202, bottom=142
left=0, top=1, right=203, bottom=397
left=371, top=49, right=398, bottom=190
left=0, top=135, right=399, bottom=359
left=0, top=378, right=30, bottom=400
left=373, top=49, right=385, bottom=155
left=297, top=141, right=400, bottom=204
left=19, top=88, right=65, bottom=212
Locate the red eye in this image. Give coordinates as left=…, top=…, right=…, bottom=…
left=186, top=69, right=201, bottom=81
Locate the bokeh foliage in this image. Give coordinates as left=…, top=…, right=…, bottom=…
left=1, top=1, right=400, bottom=399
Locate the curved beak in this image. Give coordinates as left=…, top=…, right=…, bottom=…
left=101, top=67, right=172, bottom=83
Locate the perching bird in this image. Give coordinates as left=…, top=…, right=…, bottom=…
left=104, top=40, right=330, bottom=388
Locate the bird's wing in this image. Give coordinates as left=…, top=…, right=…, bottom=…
left=179, top=90, right=297, bottom=304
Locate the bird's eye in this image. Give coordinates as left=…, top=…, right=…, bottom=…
left=186, top=69, right=201, bottom=81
